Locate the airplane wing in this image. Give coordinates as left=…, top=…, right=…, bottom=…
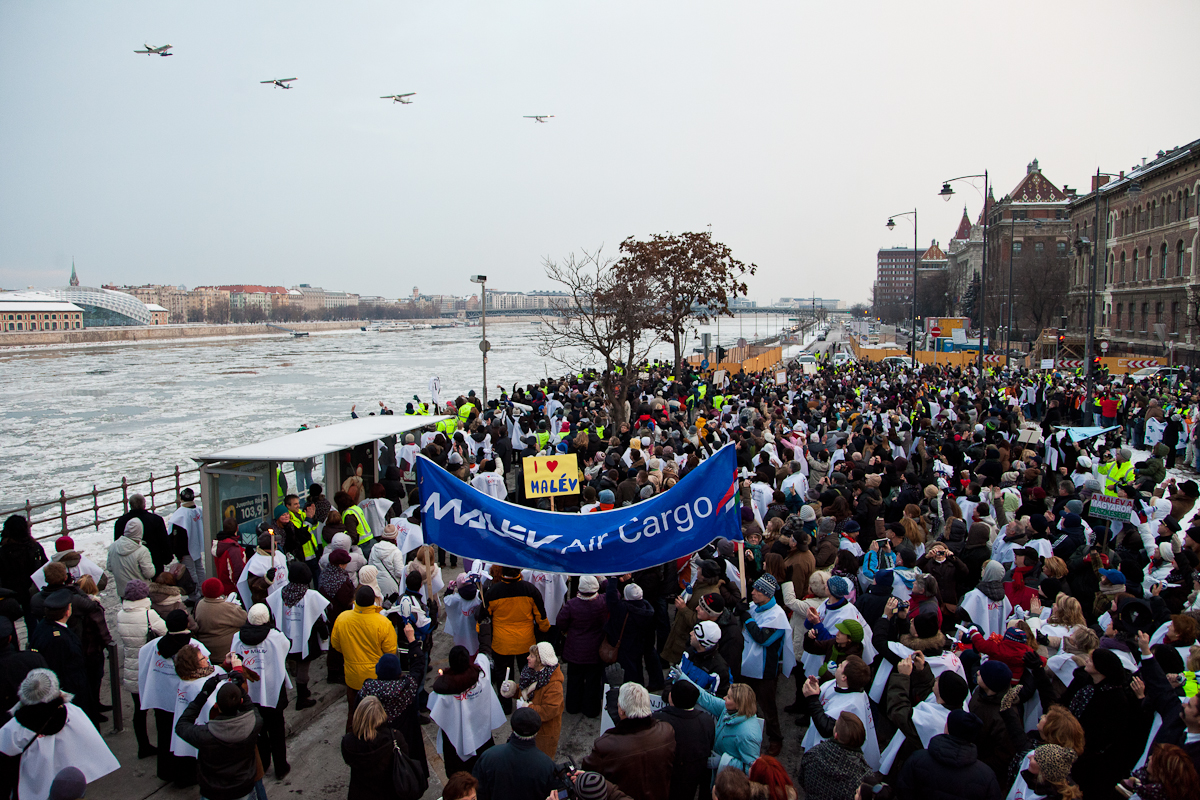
left=281, top=78, right=297, bottom=83
left=261, top=80, right=276, bottom=84
left=399, top=93, right=415, bottom=97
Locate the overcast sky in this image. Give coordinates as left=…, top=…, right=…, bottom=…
left=2, top=2, right=1198, bottom=305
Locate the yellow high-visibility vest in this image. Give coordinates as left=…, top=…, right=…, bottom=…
left=342, top=505, right=372, bottom=545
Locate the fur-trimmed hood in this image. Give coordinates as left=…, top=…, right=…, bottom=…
left=899, top=630, right=947, bottom=654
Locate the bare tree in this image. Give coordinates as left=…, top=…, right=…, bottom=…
left=536, top=248, right=659, bottom=426
left=205, top=296, right=231, bottom=324
left=612, top=232, right=755, bottom=379
left=915, top=270, right=951, bottom=319
left=1011, top=249, right=1070, bottom=336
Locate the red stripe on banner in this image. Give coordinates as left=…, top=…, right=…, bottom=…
left=718, top=478, right=738, bottom=511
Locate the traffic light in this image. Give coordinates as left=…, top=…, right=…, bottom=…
left=1091, top=355, right=1101, bottom=374
left=1057, top=333, right=1066, bottom=346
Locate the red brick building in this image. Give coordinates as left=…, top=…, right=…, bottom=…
left=982, top=160, right=1075, bottom=341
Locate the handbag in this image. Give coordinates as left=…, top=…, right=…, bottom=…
left=391, top=735, right=428, bottom=800
left=598, top=614, right=628, bottom=665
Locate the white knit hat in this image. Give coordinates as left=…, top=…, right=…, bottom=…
left=535, top=641, right=558, bottom=668
left=578, top=575, right=599, bottom=595
left=247, top=603, right=271, bottom=625
left=19, top=668, right=62, bottom=706
left=624, top=583, right=643, bottom=601
left=693, top=620, right=722, bottom=650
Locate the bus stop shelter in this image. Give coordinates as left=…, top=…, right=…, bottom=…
left=194, top=415, right=449, bottom=573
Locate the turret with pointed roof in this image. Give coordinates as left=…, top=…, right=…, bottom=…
left=952, top=207, right=972, bottom=242
left=69, top=260, right=79, bottom=287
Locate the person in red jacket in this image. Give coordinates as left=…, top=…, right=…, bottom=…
left=213, top=520, right=247, bottom=596
left=1003, top=548, right=1041, bottom=611
left=969, top=624, right=1042, bottom=681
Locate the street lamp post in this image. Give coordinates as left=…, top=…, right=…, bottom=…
left=469, top=275, right=489, bottom=404
left=1079, top=171, right=1141, bottom=423
left=886, top=209, right=919, bottom=368
left=940, top=171, right=990, bottom=393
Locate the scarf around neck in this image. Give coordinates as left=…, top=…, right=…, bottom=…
left=282, top=582, right=308, bottom=608
left=519, top=663, right=557, bottom=693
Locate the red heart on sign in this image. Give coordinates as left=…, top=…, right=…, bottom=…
left=546, top=460, right=558, bottom=471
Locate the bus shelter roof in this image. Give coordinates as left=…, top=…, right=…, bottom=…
left=195, top=415, right=450, bottom=464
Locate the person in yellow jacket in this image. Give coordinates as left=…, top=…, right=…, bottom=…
left=1097, top=448, right=1135, bottom=496
left=330, top=585, right=399, bottom=731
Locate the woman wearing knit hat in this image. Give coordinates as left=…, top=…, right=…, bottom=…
left=115, top=578, right=167, bottom=759
left=1022, top=743, right=1081, bottom=798
left=557, top=575, right=609, bottom=718
left=1004, top=707, right=1085, bottom=800
left=193, top=577, right=247, bottom=665
left=500, top=642, right=564, bottom=759
left=0, top=669, right=118, bottom=800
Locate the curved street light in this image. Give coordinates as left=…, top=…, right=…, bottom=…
left=938, top=171, right=990, bottom=391
left=885, top=209, right=918, bottom=368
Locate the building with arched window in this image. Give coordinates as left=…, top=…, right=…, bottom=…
left=0, top=292, right=84, bottom=332
left=1068, top=136, right=1200, bottom=362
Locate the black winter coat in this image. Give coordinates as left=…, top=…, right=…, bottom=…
left=1058, top=666, right=1144, bottom=800
left=341, top=726, right=404, bottom=800
left=897, top=733, right=1002, bottom=800
left=0, top=644, right=47, bottom=725
left=605, top=579, right=657, bottom=659
left=654, top=705, right=716, bottom=800
left=0, top=539, right=46, bottom=610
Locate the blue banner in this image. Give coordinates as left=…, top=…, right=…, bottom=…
left=416, top=444, right=743, bottom=573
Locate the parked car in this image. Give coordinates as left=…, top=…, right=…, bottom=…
left=880, top=355, right=913, bottom=369
left=1125, top=366, right=1183, bottom=383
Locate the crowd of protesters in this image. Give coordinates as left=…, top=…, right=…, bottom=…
left=4, top=326, right=1200, bottom=800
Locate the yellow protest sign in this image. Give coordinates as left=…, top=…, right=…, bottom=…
left=523, top=453, right=580, bottom=498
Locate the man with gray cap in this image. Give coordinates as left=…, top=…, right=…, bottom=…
left=472, top=707, right=557, bottom=800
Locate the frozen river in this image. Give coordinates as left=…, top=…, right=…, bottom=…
left=1, top=314, right=798, bottom=512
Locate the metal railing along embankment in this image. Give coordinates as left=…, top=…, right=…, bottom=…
left=0, top=466, right=202, bottom=543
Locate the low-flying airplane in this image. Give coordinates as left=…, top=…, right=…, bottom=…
left=381, top=93, right=416, bottom=104
left=134, top=44, right=173, bottom=56
left=524, top=115, right=555, bottom=123
left=261, top=78, right=297, bottom=89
